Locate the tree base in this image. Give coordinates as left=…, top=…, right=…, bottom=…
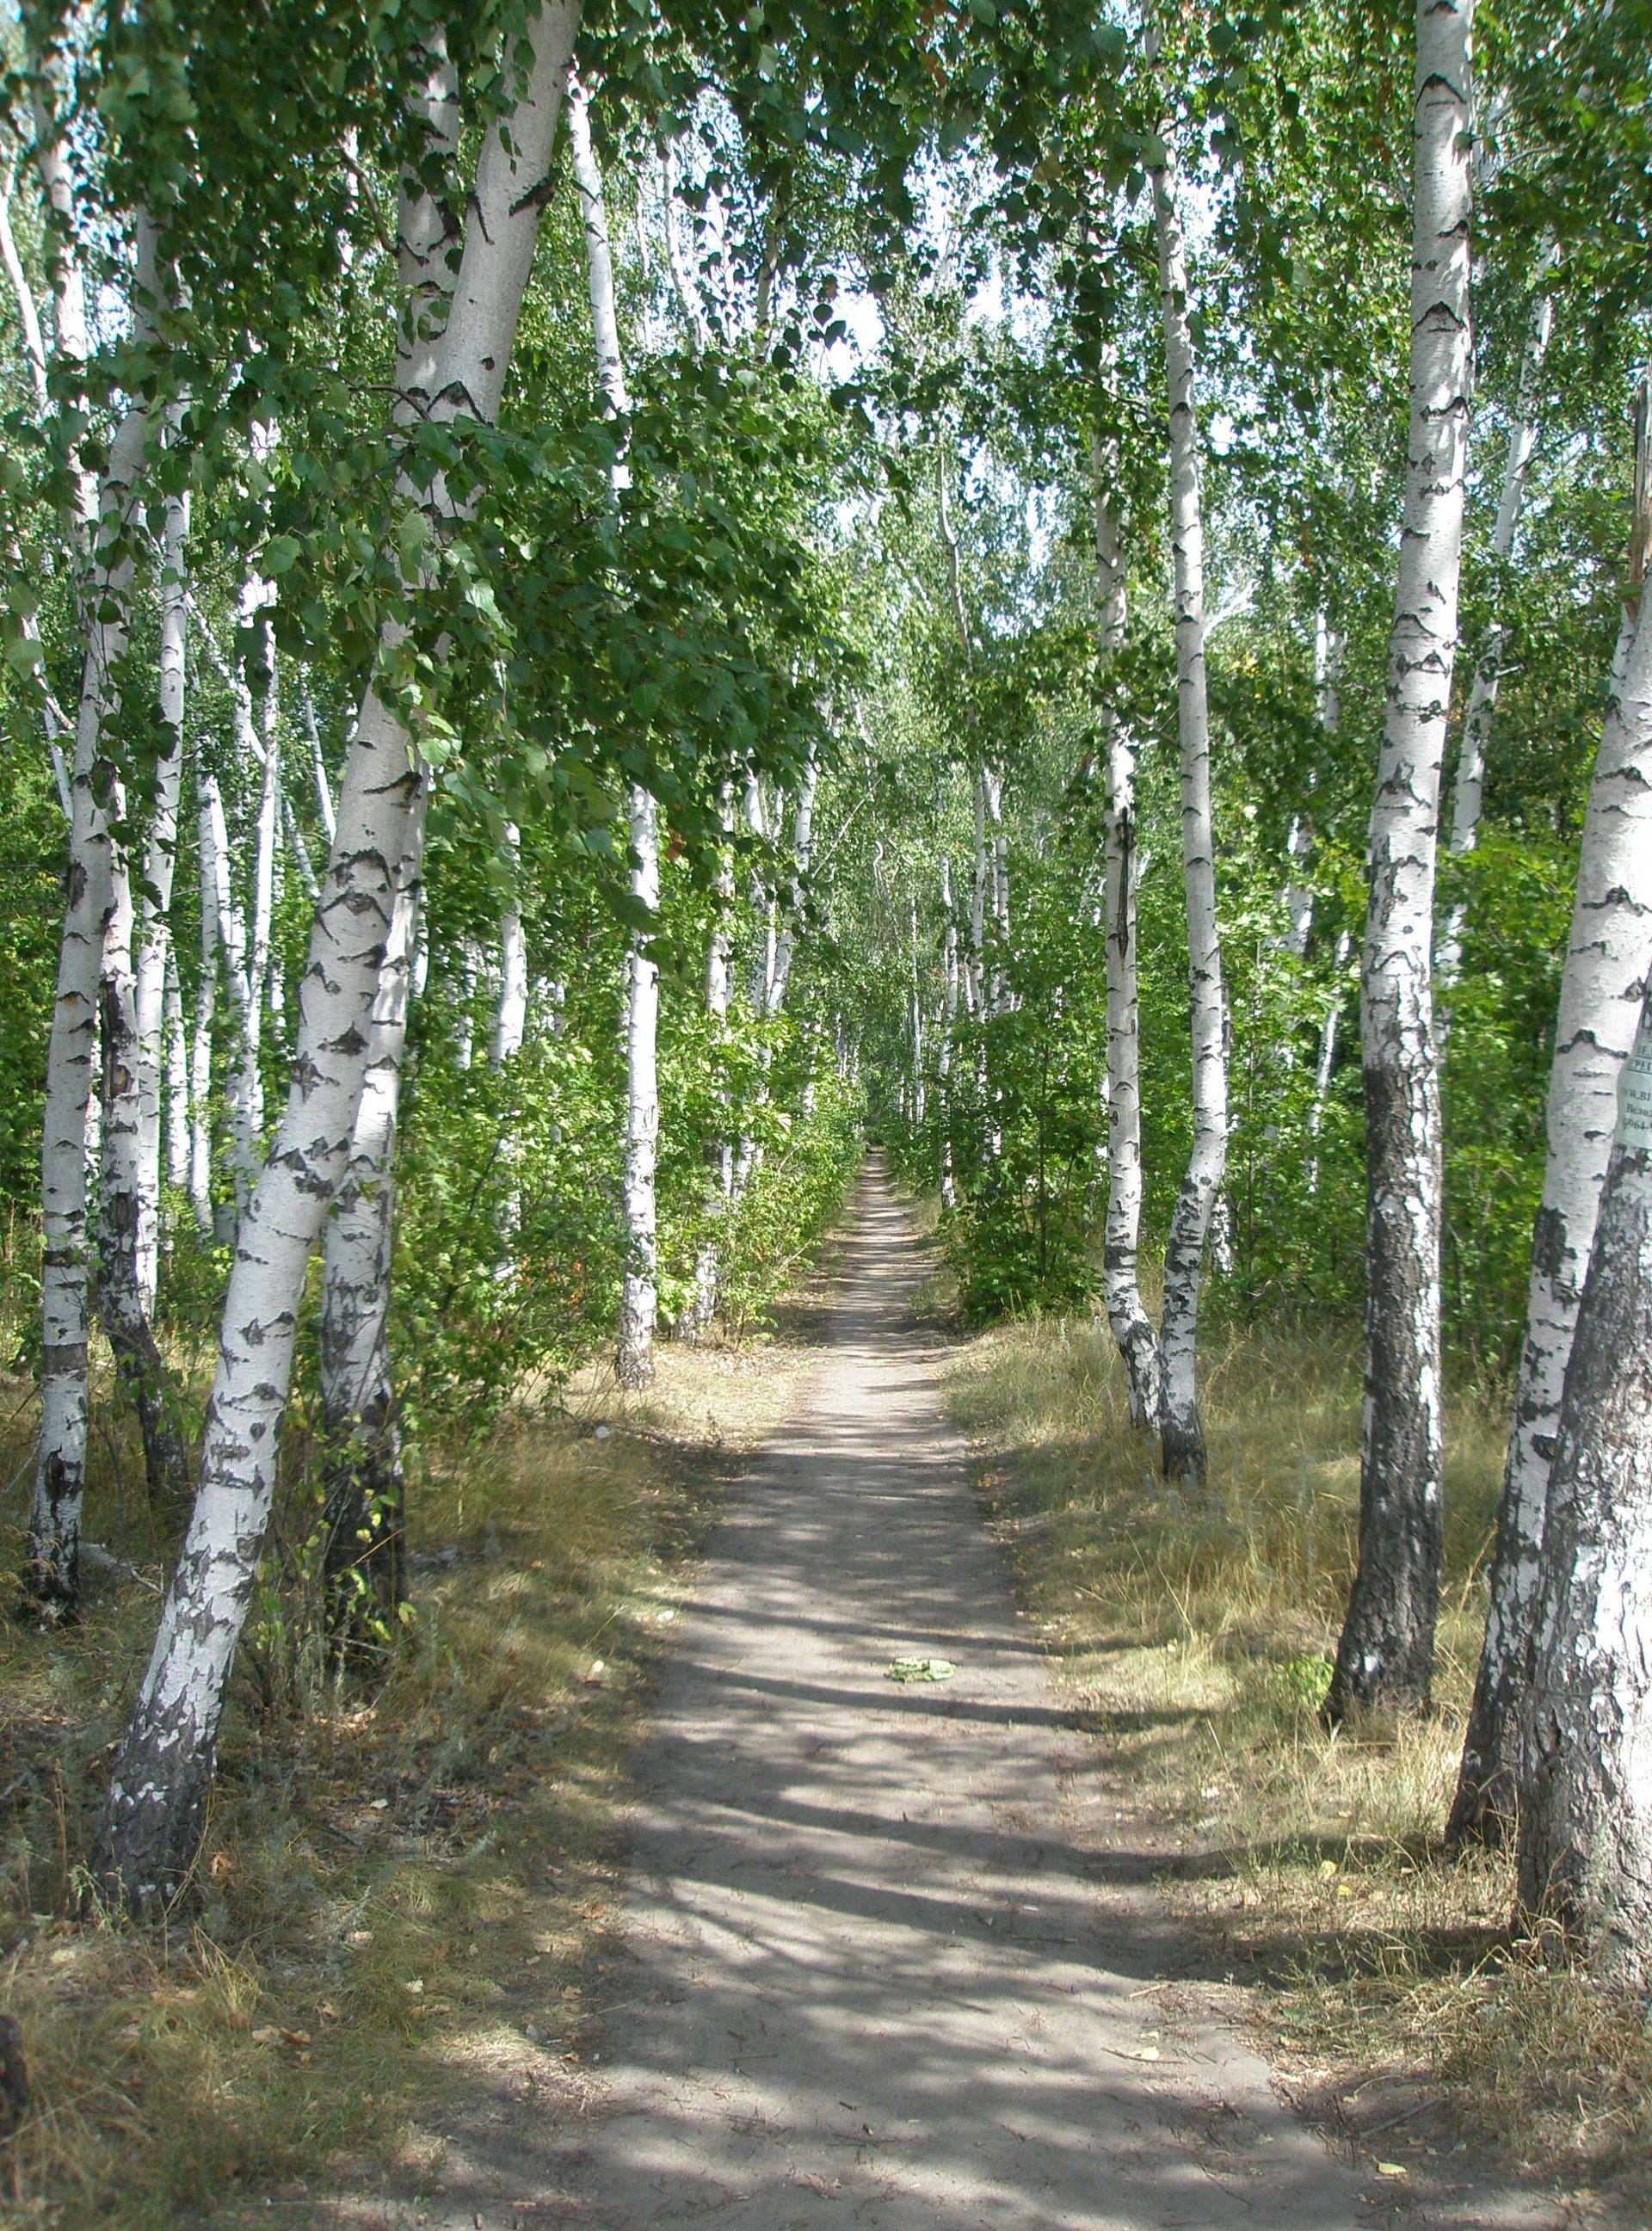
left=616, top=1340, right=656, bottom=1391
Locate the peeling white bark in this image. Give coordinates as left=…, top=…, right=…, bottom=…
left=568, top=66, right=663, bottom=1387
left=163, top=945, right=189, bottom=1193
left=1150, top=112, right=1228, bottom=1483
left=319, top=779, right=428, bottom=1633
left=1328, top=0, right=1473, bottom=1721
left=188, top=785, right=219, bottom=1235
left=27, top=203, right=166, bottom=1619
left=135, top=476, right=189, bottom=1308
left=617, top=783, right=661, bottom=1387
left=1091, top=430, right=1161, bottom=1428
left=1452, top=589, right=1652, bottom=1840
left=92, top=3, right=583, bottom=1906
left=691, top=787, right=737, bottom=1334
left=491, top=823, right=528, bottom=1065
left=1515, top=985, right=1652, bottom=1983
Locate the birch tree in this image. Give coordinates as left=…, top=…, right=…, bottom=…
left=319, top=780, right=428, bottom=1638
left=25, top=177, right=170, bottom=1618
left=133, top=472, right=188, bottom=1308
left=1514, top=983, right=1652, bottom=1986
left=1327, top=0, right=1474, bottom=1722
left=1091, top=428, right=1159, bottom=1428
left=90, top=3, right=583, bottom=1907
left=1150, top=96, right=1227, bottom=1482
left=1451, top=529, right=1652, bottom=1843
left=565, top=69, right=661, bottom=1390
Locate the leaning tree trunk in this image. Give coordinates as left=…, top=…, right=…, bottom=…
left=1091, top=429, right=1161, bottom=1429
left=319, top=780, right=428, bottom=1645
left=1326, top=0, right=1473, bottom=1723
left=89, top=3, right=581, bottom=1910
left=1450, top=587, right=1652, bottom=1843
left=1150, top=114, right=1227, bottom=1483
left=1514, top=983, right=1652, bottom=1985
left=25, top=209, right=166, bottom=1623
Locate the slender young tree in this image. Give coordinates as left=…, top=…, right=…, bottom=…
left=690, top=786, right=736, bottom=1332
left=617, top=781, right=662, bottom=1387
left=1514, top=982, right=1652, bottom=1985
left=566, top=67, right=661, bottom=1390
left=97, top=792, right=189, bottom=1513
left=90, top=3, right=583, bottom=1907
left=1451, top=537, right=1652, bottom=1842
left=1150, top=95, right=1227, bottom=1482
left=133, top=471, right=188, bottom=1308
left=1091, top=428, right=1160, bottom=1428
left=319, top=780, right=428, bottom=1640
left=938, top=851, right=959, bottom=1212
left=1327, top=0, right=1474, bottom=1722
left=25, top=195, right=168, bottom=1619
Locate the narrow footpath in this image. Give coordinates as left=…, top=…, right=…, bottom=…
left=541, top=1162, right=1371, bottom=2228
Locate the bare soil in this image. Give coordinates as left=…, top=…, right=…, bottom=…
left=323, top=1162, right=1571, bottom=2230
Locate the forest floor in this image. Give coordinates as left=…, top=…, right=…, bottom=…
left=1, top=1167, right=1638, bottom=2226
left=945, top=1266, right=1650, bottom=2227
left=317, top=1160, right=1588, bottom=2231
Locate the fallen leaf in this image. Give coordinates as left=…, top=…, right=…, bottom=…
left=1377, top=2162, right=1409, bottom=2179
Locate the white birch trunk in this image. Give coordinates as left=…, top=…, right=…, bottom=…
left=99, top=783, right=189, bottom=1509
left=25, top=206, right=164, bottom=1619
left=135, top=478, right=189, bottom=1306
left=491, top=823, right=528, bottom=1064
left=1091, top=431, right=1162, bottom=1427
left=1514, top=985, right=1652, bottom=1984
left=91, top=3, right=582, bottom=1907
left=618, top=784, right=661, bottom=1385
left=568, top=68, right=662, bottom=1388
left=1306, top=929, right=1353, bottom=1199
left=163, top=946, right=190, bottom=1193
left=188, top=788, right=219, bottom=1235
left=691, top=789, right=737, bottom=1334
left=319, top=779, right=428, bottom=1636
left=767, top=752, right=817, bottom=1019
left=229, top=539, right=279, bottom=1210
left=1439, top=237, right=1557, bottom=983
left=1327, top=0, right=1473, bottom=1722
left=909, top=893, right=926, bottom=1127
left=940, top=853, right=959, bottom=1213
left=1451, top=589, right=1652, bottom=1840
left=1150, top=114, right=1228, bottom=1483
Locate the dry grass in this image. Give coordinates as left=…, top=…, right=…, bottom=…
left=946, top=1303, right=1652, bottom=2209
left=0, top=1328, right=814, bottom=2228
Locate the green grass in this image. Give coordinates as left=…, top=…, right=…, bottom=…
left=946, top=1301, right=1652, bottom=2208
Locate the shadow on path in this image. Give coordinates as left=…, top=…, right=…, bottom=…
left=514, top=1161, right=1379, bottom=2231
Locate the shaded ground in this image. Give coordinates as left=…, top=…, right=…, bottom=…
left=326, top=1162, right=1570, bottom=2229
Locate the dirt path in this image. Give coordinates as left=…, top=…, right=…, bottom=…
left=519, top=1162, right=1373, bottom=2230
